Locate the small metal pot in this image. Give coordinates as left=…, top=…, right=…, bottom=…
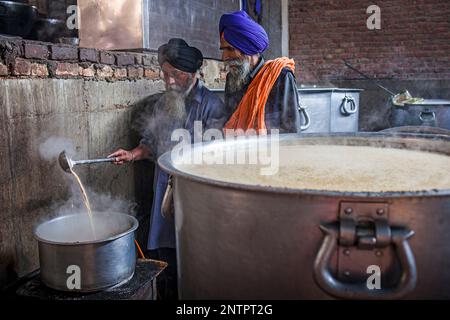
left=34, top=212, right=138, bottom=292
left=0, top=1, right=38, bottom=37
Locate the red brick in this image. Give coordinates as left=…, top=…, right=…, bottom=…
left=79, top=48, right=99, bottom=63
left=144, top=68, right=160, bottom=80
left=55, top=63, right=80, bottom=77
left=81, top=66, right=96, bottom=78
left=0, top=63, right=8, bottom=76
left=24, top=43, right=49, bottom=60
left=51, top=45, right=78, bottom=60
left=100, top=52, right=115, bottom=65
left=127, top=67, right=144, bottom=79
left=97, top=65, right=114, bottom=79
left=30, top=63, right=49, bottom=77
left=116, top=54, right=135, bottom=66
left=13, top=59, right=31, bottom=76
left=114, top=68, right=127, bottom=79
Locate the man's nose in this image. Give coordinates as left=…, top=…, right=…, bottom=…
left=168, top=77, right=176, bottom=85
left=222, top=51, right=228, bottom=62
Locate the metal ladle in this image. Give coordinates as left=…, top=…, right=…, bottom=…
left=58, top=150, right=117, bottom=173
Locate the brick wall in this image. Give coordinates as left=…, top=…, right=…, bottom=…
left=289, top=0, right=450, bottom=83
left=0, top=39, right=226, bottom=87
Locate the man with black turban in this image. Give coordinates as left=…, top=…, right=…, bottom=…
left=219, top=11, right=302, bottom=134
left=108, top=38, right=227, bottom=299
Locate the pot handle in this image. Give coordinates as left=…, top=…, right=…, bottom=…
left=340, top=95, right=358, bottom=116
left=161, top=175, right=174, bottom=218
left=313, top=222, right=417, bottom=300
left=419, top=110, right=436, bottom=123
left=298, top=103, right=311, bottom=131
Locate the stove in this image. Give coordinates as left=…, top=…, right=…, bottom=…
left=13, top=259, right=166, bottom=300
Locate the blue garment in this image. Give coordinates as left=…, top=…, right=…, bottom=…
left=145, top=80, right=227, bottom=250
left=219, top=10, right=269, bottom=55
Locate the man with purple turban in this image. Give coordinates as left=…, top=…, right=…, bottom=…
left=219, top=10, right=302, bottom=134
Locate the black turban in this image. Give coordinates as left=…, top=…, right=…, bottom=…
left=158, top=38, right=203, bottom=73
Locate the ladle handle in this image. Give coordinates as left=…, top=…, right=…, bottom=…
left=73, top=158, right=117, bottom=166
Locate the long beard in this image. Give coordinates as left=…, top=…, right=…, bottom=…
left=225, top=58, right=251, bottom=93
left=157, top=90, right=187, bottom=122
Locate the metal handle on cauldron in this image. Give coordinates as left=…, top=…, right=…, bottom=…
left=340, top=95, right=358, bottom=116
left=313, top=222, right=417, bottom=300
left=419, top=110, right=436, bottom=123
left=298, top=103, right=311, bottom=131
left=161, top=175, right=174, bottom=218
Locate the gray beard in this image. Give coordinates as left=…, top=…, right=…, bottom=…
left=225, top=59, right=251, bottom=93
left=157, top=90, right=187, bottom=122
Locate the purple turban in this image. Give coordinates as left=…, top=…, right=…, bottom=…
left=219, top=10, right=269, bottom=55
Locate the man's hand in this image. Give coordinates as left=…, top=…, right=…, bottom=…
left=108, top=144, right=151, bottom=165
left=108, top=149, right=134, bottom=165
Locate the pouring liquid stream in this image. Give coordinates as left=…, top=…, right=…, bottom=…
left=69, top=167, right=97, bottom=240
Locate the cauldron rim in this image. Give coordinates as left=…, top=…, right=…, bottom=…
left=158, top=132, right=450, bottom=198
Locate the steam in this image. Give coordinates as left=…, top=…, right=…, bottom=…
left=133, top=90, right=188, bottom=158
left=36, top=136, right=137, bottom=242
left=39, top=136, right=76, bottom=160
left=36, top=178, right=138, bottom=242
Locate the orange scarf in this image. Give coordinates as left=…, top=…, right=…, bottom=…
left=224, top=57, right=295, bottom=135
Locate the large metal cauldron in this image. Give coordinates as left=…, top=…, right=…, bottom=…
left=159, top=132, right=450, bottom=299
left=34, top=212, right=138, bottom=292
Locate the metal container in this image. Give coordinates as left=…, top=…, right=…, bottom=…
left=159, top=132, right=450, bottom=299
left=210, top=87, right=362, bottom=133
left=298, top=87, right=362, bottom=133
left=0, top=1, right=38, bottom=37
left=34, top=212, right=138, bottom=292
left=390, top=99, right=450, bottom=130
